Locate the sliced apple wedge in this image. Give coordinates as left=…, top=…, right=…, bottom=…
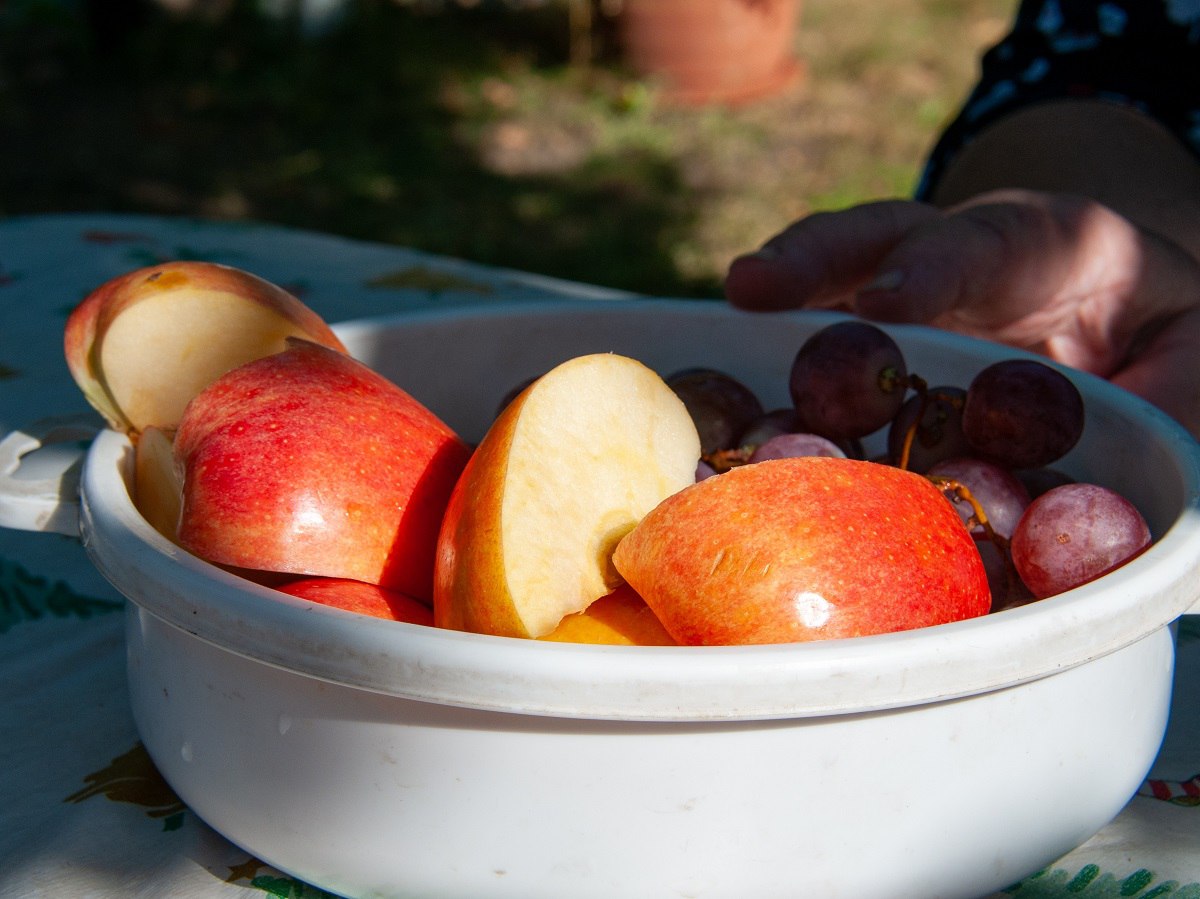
left=539, top=583, right=676, bottom=645
left=64, top=261, right=346, bottom=434
left=433, top=353, right=700, bottom=639
left=133, top=425, right=183, bottom=543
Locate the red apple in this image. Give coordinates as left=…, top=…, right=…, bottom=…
left=276, top=577, right=433, bottom=626
left=174, top=339, right=471, bottom=602
left=64, top=261, right=346, bottom=434
left=612, top=456, right=991, bottom=645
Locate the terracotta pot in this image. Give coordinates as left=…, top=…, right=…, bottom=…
left=615, top=0, right=803, bottom=105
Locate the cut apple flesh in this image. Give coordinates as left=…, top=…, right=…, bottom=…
left=501, top=368, right=687, bottom=618
left=434, top=353, right=701, bottom=638
left=539, top=583, right=677, bottom=645
left=133, top=425, right=183, bottom=543
left=99, top=289, right=330, bottom=433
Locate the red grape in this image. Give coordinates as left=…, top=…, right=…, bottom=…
left=927, top=457, right=1031, bottom=540
left=1010, top=483, right=1151, bottom=598
left=749, top=433, right=846, bottom=462
left=962, top=359, right=1084, bottom=469
left=667, top=368, right=765, bottom=456
left=740, top=408, right=864, bottom=459
left=789, top=321, right=909, bottom=440
left=739, top=408, right=803, bottom=449
left=887, top=385, right=968, bottom=472
left=974, top=536, right=1034, bottom=613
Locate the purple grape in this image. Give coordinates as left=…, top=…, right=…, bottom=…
left=962, top=359, right=1084, bottom=470
left=887, top=385, right=968, bottom=472
left=927, top=456, right=1031, bottom=540
left=974, top=536, right=1034, bottom=613
left=1010, top=483, right=1151, bottom=598
left=667, top=368, right=765, bottom=456
left=739, top=408, right=864, bottom=459
left=696, top=459, right=719, bottom=481
left=789, top=320, right=909, bottom=440
left=749, top=432, right=846, bottom=463
left=738, top=408, right=803, bottom=449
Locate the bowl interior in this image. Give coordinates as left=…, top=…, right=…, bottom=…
left=80, top=299, right=1200, bottom=721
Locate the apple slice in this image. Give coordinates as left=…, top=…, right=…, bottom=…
left=133, top=425, right=183, bottom=543
left=433, top=353, right=700, bottom=639
left=613, top=456, right=991, bottom=645
left=276, top=577, right=434, bottom=626
left=64, top=261, right=346, bottom=434
left=174, top=339, right=472, bottom=601
left=539, top=583, right=676, bottom=645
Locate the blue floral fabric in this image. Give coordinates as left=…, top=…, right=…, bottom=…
left=916, top=0, right=1200, bottom=198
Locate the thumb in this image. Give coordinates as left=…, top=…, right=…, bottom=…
left=724, top=199, right=938, bottom=311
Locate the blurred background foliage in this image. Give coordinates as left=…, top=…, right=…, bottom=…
left=0, top=0, right=1010, bottom=296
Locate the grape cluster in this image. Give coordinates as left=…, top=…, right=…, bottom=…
left=666, top=320, right=1152, bottom=611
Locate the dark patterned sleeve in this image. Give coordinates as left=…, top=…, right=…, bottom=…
left=915, top=0, right=1200, bottom=200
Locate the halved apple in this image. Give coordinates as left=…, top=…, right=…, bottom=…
left=613, top=456, right=992, bottom=645
left=433, top=353, right=700, bottom=638
left=64, top=261, right=346, bottom=434
left=174, top=339, right=472, bottom=602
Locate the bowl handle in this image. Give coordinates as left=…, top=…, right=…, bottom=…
left=0, top=415, right=102, bottom=536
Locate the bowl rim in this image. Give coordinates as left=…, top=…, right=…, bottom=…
left=82, top=298, right=1200, bottom=722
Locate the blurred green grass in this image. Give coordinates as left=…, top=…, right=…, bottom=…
left=0, top=0, right=1010, bottom=296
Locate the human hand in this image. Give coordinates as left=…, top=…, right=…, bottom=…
left=724, top=190, right=1200, bottom=438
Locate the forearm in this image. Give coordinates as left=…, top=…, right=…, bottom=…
left=926, top=101, right=1200, bottom=264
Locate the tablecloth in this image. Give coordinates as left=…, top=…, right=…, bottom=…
left=2, top=212, right=1199, bottom=899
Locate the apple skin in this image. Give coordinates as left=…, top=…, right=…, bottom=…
left=64, top=261, right=346, bottom=434
left=612, top=456, right=991, bottom=645
left=539, top=583, right=677, bottom=645
left=434, top=353, right=700, bottom=638
left=276, top=577, right=434, bottom=626
left=174, top=339, right=472, bottom=602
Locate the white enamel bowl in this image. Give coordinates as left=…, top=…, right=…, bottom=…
left=72, top=300, right=1200, bottom=898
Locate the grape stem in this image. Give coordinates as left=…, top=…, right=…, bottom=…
left=895, top=376, right=970, bottom=472
left=926, top=476, right=1010, bottom=553
left=927, top=475, right=1030, bottom=611
left=704, top=446, right=754, bottom=472
left=895, top=374, right=927, bottom=471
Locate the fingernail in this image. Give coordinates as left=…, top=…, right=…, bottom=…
left=860, top=269, right=904, bottom=293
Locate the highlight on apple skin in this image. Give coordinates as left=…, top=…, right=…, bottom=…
left=174, top=339, right=472, bottom=603
left=613, top=456, right=992, bottom=645
left=433, top=352, right=702, bottom=639
left=63, top=260, right=347, bottom=434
